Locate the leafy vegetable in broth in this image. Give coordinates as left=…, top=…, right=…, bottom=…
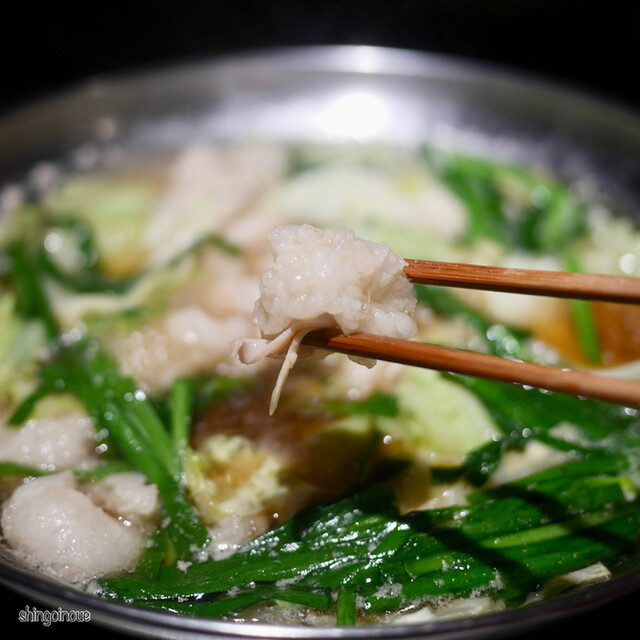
left=1, top=141, right=640, bottom=626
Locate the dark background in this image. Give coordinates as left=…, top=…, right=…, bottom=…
left=2, top=0, right=640, bottom=113
left=2, top=0, right=640, bottom=637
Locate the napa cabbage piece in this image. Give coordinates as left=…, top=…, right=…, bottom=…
left=377, top=367, right=500, bottom=467
left=185, top=434, right=290, bottom=525
left=0, top=292, right=47, bottom=412
left=45, top=174, right=158, bottom=277
left=46, top=251, right=199, bottom=329
left=571, top=210, right=640, bottom=277
left=267, top=159, right=467, bottom=260
left=0, top=204, right=47, bottom=249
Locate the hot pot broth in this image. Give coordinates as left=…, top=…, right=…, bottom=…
left=1, top=141, right=640, bottom=625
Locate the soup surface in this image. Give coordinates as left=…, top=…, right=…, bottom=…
left=1, top=141, right=640, bottom=626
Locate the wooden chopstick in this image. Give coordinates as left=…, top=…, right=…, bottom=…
left=300, top=260, right=640, bottom=406
left=302, top=329, right=640, bottom=407
left=403, top=259, right=640, bottom=304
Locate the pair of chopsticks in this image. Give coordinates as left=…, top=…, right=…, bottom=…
left=301, top=260, right=640, bottom=407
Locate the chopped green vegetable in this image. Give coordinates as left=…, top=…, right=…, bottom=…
left=134, top=527, right=170, bottom=581
left=422, top=145, right=588, bottom=252
left=0, top=461, right=49, bottom=477
left=565, top=254, right=602, bottom=364
left=97, top=453, right=640, bottom=618
left=9, top=336, right=210, bottom=560
left=414, top=284, right=534, bottom=361
left=439, top=373, right=640, bottom=486
left=324, top=391, right=399, bottom=418
left=169, top=377, right=193, bottom=475
left=336, top=588, right=357, bottom=626
left=0, top=459, right=133, bottom=479
left=2, top=143, right=639, bottom=627
left=4, top=243, right=58, bottom=340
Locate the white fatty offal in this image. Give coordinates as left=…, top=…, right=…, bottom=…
left=232, top=224, right=417, bottom=413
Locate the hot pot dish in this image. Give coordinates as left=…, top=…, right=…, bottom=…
left=1, top=48, right=640, bottom=633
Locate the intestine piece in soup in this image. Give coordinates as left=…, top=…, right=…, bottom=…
left=232, top=224, right=417, bottom=413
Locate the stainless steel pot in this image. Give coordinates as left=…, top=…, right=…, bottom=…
left=1, top=45, right=639, bottom=639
